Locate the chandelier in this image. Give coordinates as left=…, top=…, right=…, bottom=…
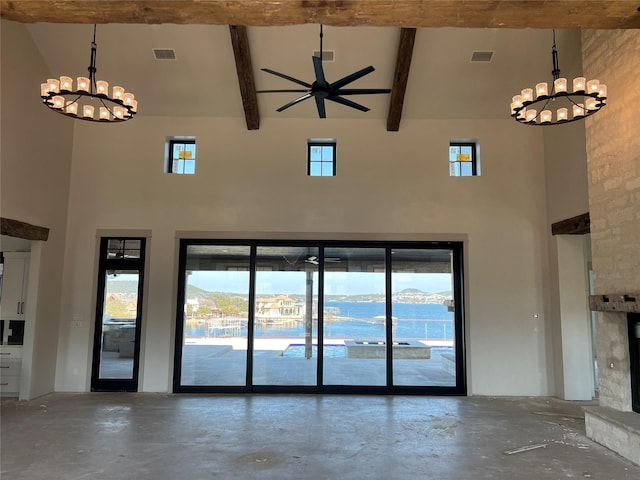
left=510, top=30, right=606, bottom=125
left=40, top=25, right=137, bottom=122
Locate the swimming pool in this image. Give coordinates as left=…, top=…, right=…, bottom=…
left=282, top=344, right=347, bottom=358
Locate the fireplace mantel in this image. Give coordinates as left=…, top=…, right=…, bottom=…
left=589, top=294, right=640, bottom=313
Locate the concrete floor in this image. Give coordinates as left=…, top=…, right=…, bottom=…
left=2, top=394, right=639, bottom=480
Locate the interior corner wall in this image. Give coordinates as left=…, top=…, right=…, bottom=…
left=1, top=21, right=74, bottom=398
left=582, top=29, right=640, bottom=411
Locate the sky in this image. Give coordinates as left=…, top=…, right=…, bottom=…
left=188, top=271, right=452, bottom=295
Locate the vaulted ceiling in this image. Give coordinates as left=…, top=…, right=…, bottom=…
left=3, top=1, right=639, bottom=130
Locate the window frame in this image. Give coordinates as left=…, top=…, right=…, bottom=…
left=168, top=138, right=196, bottom=175
left=307, top=139, right=337, bottom=177
left=449, top=141, right=478, bottom=177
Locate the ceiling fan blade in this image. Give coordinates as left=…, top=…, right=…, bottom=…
left=330, top=66, right=375, bottom=90
left=327, top=95, right=370, bottom=112
left=315, top=96, right=326, bottom=118
left=335, top=88, right=392, bottom=95
left=261, top=68, right=312, bottom=88
left=276, top=93, right=313, bottom=112
left=256, top=89, right=310, bottom=94
left=312, top=56, right=327, bottom=85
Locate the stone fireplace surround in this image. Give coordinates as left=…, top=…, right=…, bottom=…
left=585, top=295, right=640, bottom=465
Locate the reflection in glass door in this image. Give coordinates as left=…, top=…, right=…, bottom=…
left=91, top=238, right=146, bottom=392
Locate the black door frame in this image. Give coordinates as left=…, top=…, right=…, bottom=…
left=91, top=237, right=146, bottom=392
left=629, top=313, right=640, bottom=413
left=173, top=239, right=466, bottom=395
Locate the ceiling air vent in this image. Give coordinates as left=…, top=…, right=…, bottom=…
left=153, top=48, right=177, bottom=60
left=313, top=50, right=334, bottom=62
left=470, top=51, right=494, bottom=63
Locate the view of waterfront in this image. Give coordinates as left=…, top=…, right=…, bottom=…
left=184, top=301, right=454, bottom=344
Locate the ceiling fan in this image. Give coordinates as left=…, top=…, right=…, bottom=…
left=304, top=256, right=341, bottom=265
left=256, top=25, right=391, bottom=118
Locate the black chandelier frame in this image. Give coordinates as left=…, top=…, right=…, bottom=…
left=40, top=25, right=137, bottom=123
left=511, top=30, right=606, bottom=126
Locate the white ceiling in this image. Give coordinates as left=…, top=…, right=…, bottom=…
left=25, top=23, right=584, bottom=121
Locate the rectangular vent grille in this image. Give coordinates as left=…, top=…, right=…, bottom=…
left=313, top=50, right=334, bottom=62
left=153, top=48, right=177, bottom=60
left=470, top=51, right=493, bottom=63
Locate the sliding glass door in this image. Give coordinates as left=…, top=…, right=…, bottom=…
left=391, top=248, right=457, bottom=387
left=322, top=247, right=387, bottom=386
left=177, top=245, right=250, bottom=387
left=252, top=246, right=319, bottom=386
left=174, top=240, right=465, bottom=394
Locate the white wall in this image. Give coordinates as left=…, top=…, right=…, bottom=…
left=1, top=21, right=73, bottom=398
left=52, top=114, right=552, bottom=395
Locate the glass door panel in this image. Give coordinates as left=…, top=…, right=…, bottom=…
left=253, top=246, right=319, bottom=386
left=91, top=237, right=145, bottom=392
left=391, top=248, right=456, bottom=386
left=323, top=247, right=386, bottom=386
left=98, top=270, right=139, bottom=380
left=179, top=245, right=250, bottom=386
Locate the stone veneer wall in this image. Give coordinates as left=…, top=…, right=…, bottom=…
left=582, top=29, right=640, bottom=412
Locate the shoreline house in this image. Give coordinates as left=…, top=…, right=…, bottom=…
left=255, top=295, right=303, bottom=326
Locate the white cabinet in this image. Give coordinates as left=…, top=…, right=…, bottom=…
left=0, top=252, right=30, bottom=320
left=0, top=346, right=22, bottom=396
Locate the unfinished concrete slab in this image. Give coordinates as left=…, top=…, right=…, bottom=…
left=1, top=394, right=639, bottom=480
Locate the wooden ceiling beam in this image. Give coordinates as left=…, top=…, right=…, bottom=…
left=551, top=212, right=590, bottom=235
left=387, top=28, right=416, bottom=132
left=2, top=1, right=639, bottom=29
left=229, top=25, right=260, bottom=130
left=1, top=217, right=49, bottom=241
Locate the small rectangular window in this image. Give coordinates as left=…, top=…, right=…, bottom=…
left=308, top=139, right=336, bottom=176
left=167, top=138, right=196, bottom=174
left=449, top=141, right=479, bottom=177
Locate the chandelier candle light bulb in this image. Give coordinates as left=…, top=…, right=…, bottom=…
left=510, top=30, right=606, bottom=126
left=554, top=78, right=567, bottom=93
left=60, top=76, right=73, bottom=90
left=41, top=25, right=137, bottom=123
left=536, top=82, right=548, bottom=98
left=47, top=79, right=60, bottom=93
left=96, top=81, right=109, bottom=95
left=557, top=108, right=568, bottom=121
left=66, top=102, right=78, bottom=115
left=77, top=77, right=90, bottom=92
left=52, top=96, right=65, bottom=109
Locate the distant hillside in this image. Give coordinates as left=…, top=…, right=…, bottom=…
left=186, top=284, right=213, bottom=297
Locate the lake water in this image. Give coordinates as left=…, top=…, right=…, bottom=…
left=185, top=301, right=454, bottom=340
